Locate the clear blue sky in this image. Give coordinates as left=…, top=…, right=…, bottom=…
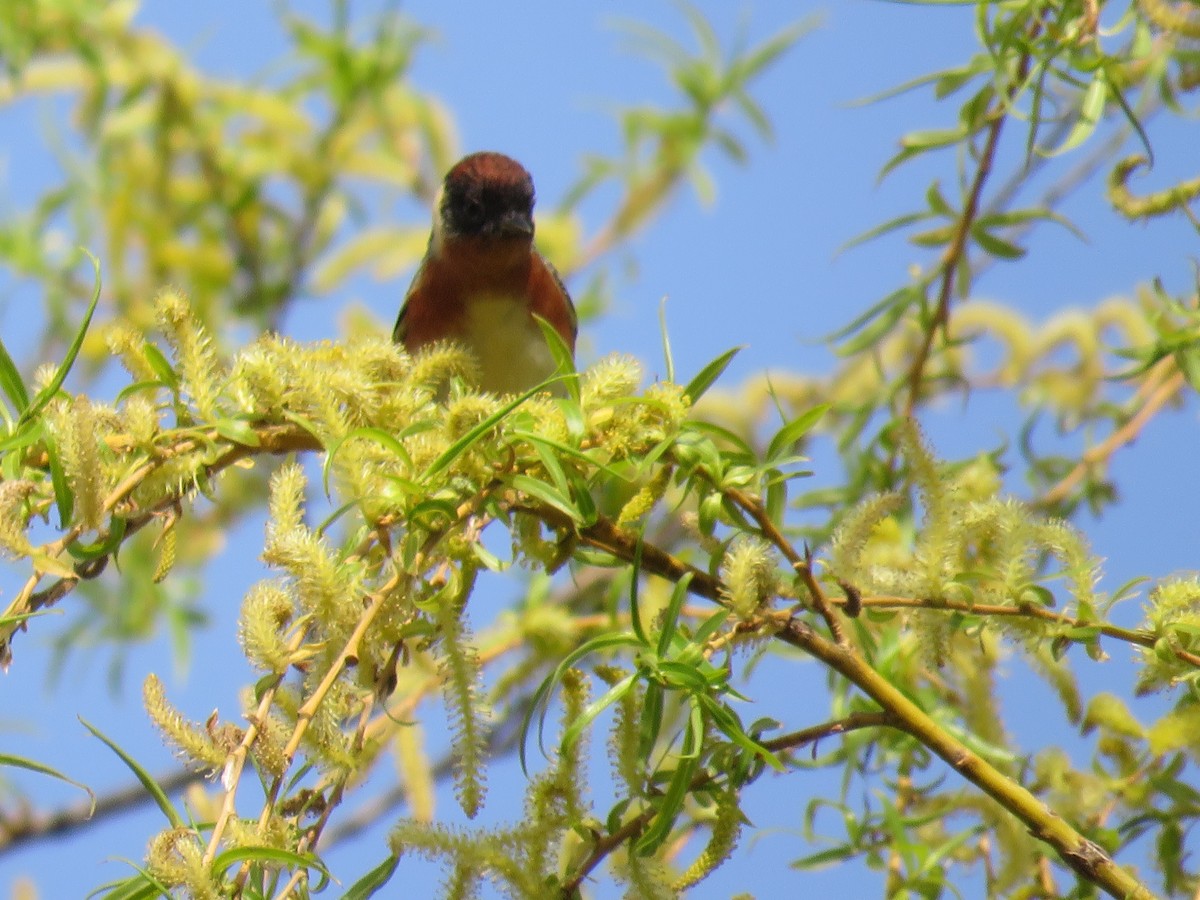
left=1, top=2, right=1196, bottom=897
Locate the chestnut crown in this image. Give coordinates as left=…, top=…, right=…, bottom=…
left=438, top=152, right=536, bottom=241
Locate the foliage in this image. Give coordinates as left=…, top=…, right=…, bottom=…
left=0, top=2, right=1199, bottom=899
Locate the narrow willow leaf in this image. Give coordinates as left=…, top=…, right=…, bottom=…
left=213, top=418, right=261, bottom=447
left=682, top=347, right=743, bottom=403
left=658, top=296, right=675, bottom=383
left=142, top=344, right=179, bottom=388
left=534, top=313, right=580, bottom=402
left=839, top=209, right=933, bottom=254
left=422, top=383, right=550, bottom=483
left=765, top=404, right=828, bottom=464
left=560, top=672, right=638, bottom=755
left=210, top=846, right=329, bottom=881
left=0, top=752, right=94, bottom=810
left=41, top=424, right=74, bottom=527
left=971, top=226, right=1026, bottom=260
left=323, top=426, right=415, bottom=496
left=519, top=631, right=642, bottom=774
left=81, top=717, right=184, bottom=828
left=20, top=250, right=103, bottom=428
left=343, top=855, right=401, bottom=900
left=510, top=474, right=583, bottom=524
left=0, top=334, right=28, bottom=417
left=657, top=572, right=694, bottom=657
left=1050, top=75, right=1106, bottom=156
left=635, top=704, right=704, bottom=855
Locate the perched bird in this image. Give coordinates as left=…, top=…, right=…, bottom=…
left=394, top=152, right=577, bottom=394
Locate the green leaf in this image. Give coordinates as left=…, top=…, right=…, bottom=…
left=510, top=474, right=583, bottom=524
left=658, top=296, right=675, bottom=384
left=910, top=224, right=956, bottom=248
left=925, top=179, right=954, bottom=217
left=142, top=344, right=179, bottom=388
left=19, top=250, right=103, bottom=428
left=635, top=703, right=704, bottom=854
left=1049, top=74, right=1106, bottom=156
left=838, top=209, right=934, bottom=254
left=534, top=314, right=580, bottom=402
left=510, top=430, right=625, bottom=479
left=1106, top=575, right=1150, bottom=609
left=0, top=752, right=94, bottom=810
left=421, top=382, right=550, bottom=483
left=210, top=418, right=258, bottom=447
left=693, top=607, right=730, bottom=645
left=698, top=694, right=784, bottom=771
left=970, top=225, right=1026, bottom=260
left=975, top=206, right=1084, bottom=240
left=560, top=672, right=638, bottom=754
left=67, top=517, right=127, bottom=562
left=86, top=866, right=170, bottom=900
left=637, top=680, right=665, bottom=761
left=323, top=426, right=417, bottom=496
left=210, top=845, right=329, bottom=880
left=765, top=404, right=828, bottom=463
left=81, top=717, right=185, bottom=828
left=656, top=572, right=694, bottom=657
left=0, top=332, right=29, bottom=417
left=343, top=855, right=401, bottom=900
left=682, top=346, right=743, bottom=402
left=629, top=534, right=648, bottom=645
left=834, top=286, right=921, bottom=355
left=40, top=423, right=75, bottom=527
left=519, top=631, right=642, bottom=774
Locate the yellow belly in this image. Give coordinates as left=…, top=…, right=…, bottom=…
left=463, top=295, right=558, bottom=394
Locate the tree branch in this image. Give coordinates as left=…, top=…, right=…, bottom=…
left=0, top=768, right=201, bottom=855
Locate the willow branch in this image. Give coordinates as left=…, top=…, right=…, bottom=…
left=528, top=506, right=1158, bottom=898
left=558, top=711, right=899, bottom=897
left=0, top=767, right=201, bottom=855
left=903, top=42, right=1035, bottom=416
left=852, top=592, right=1200, bottom=669
left=1036, top=358, right=1187, bottom=509
left=773, top=616, right=1153, bottom=900
left=0, top=423, right=322, bottom=664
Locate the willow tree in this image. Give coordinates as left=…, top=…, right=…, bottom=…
left=0, top=2, right=1197, bottom=898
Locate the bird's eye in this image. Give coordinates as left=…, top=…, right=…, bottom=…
left=462, top=197, right=485, bottom=222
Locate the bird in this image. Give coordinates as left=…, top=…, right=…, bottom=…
left=394, top=151, right=577, bottom=394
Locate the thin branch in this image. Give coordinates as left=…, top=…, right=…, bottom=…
left=558, top=711, right=899, bottom=896
left=852, top=592, right=1200, bottom=669
left=772, top=615, right=1154, bottom=900
left=1036, top=359, right=1187, bottom=509
left=0, top=768, right=201, bottom=855
left=903, top=39, right=1036, bottom=416
left=0, top=423, right=321, bottom=664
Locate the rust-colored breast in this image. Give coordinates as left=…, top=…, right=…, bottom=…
left=395, top=239, right=576, bottom=354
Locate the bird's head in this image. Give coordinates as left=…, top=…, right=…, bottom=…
left=434, top=152, right=536, bottom=249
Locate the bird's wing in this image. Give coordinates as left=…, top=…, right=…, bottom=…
left=392, top=255, right=428, bottom=345
left=542, top=255, right=578, bottom=342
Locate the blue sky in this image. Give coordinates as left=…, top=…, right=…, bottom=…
left=1, top=2, right=1197, bottom=897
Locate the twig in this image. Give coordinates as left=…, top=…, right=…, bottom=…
left=852, top=592, right=1200, bottom=669
left=1036, top=359, right=1187, bottom=509
left=0, top=768, right=200, bottom=854
left=558, top=711, right=898, bottom=896
left=0, top=423, right=321, bottom=664
left=773, top=615, right=1154, bottom=900
left=203, top=626, right=312, bottom=868
left=903, top=38, right=1037, bottom=416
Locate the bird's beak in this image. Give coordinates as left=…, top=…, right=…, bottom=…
left=498, top=209, right=535, bottom=239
